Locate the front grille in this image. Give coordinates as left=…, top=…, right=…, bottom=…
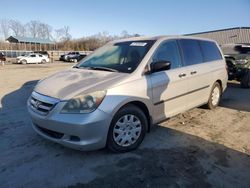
left=29, top=91, right=60, bottom=115
left=36, top=124, right=64, bottom=139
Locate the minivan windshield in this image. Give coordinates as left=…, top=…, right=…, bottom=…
left=76, top=40, right=155, bottom=73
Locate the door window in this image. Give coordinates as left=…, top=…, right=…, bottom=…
left=199, top=41, right=222, bottom=62
left=179, top=39, right=203, bottom=66
left=152, top=40, right=182, bottom=69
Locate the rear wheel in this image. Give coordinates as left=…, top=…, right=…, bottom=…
left=107, top=104, right=147, bottom=152
left=205, top=82, right=221, bottom=110
left=41, top=59, right=46, bottom=64
left=240, top=70, right=250, bottom=88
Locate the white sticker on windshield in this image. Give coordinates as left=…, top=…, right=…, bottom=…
left=130, top=42, right=147, bottom=46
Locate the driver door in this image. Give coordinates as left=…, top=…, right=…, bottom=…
left=149, top=40, right=189, bottom=121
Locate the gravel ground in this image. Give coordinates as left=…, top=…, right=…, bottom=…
left=0, top=63, right=250, bottom=188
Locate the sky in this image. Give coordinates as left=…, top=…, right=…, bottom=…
left=0, top=0, right=250, bottom=38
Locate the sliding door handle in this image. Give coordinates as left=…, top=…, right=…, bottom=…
left=190, top=71, right=197, bottom=75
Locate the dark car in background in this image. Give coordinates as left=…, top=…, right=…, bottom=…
left=221, top=44, right=250, bottom=88
left=60, top=52, right=79, bottom=62
left=60, top=52, right=87, bottom=62
left=0, top=52, right=6, bottom=62
left=68, top=54, right=87, bottom=62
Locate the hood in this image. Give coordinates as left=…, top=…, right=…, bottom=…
left=226, top=54, right=250, bottom=60
left=34, top=68, right=128, bottom=99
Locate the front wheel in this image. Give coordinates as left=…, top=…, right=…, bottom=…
left=205, top=82, right=221, bottom=110
left=21, top=60, right=27, bottom=64
left=107, top=104, right=147, bottom=152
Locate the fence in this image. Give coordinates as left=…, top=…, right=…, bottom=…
left=0, top=50, right=92, bottom=60
left=0, top=42, right=55, bottom=52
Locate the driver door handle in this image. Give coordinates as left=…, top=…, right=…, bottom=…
left=190, top=71, right=197, bottom=75
left=178, top=73, right=186, bottom=78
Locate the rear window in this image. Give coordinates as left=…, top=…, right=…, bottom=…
left=199, top=41, right=222, bottom=62
left=179, top=39, right=203, bottom=66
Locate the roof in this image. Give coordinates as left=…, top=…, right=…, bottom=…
left=112, top=35, right=216, bottom=43
left=186, top=27, right=250, bottom=36
left=6, top=36, right=54, bottom=44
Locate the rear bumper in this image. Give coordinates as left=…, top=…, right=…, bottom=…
left=28, top=101, right=112, bottom=151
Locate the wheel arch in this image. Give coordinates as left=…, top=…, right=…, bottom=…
left=114, top=100, right=152, bottom=132
left=215, top=79, right=222, bottom=92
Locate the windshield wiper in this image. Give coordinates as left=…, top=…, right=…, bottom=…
left=73, top=65, right=118, bottom=72
left=88, top=66, right=118, bottom=72
left=73, top=65, right=90, bottom=69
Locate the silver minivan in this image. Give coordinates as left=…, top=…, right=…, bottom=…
left=27, top=36, right=228, bottom=152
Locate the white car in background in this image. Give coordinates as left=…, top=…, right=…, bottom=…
left=17, top=53, right=50, bottom=64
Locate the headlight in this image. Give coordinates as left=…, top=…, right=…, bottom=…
left=235, top=59, right=248, bottom=65
left=61, top=91, right=106, bottom=114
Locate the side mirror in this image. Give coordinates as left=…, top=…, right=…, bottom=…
left=150, top=60, right=171, bottom=73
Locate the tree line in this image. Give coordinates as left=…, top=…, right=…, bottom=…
left=57, top=31, right=140, bottom=51
left=0, top=19, right=140, bottom=51
left=0, top=19, right=71, bottom=42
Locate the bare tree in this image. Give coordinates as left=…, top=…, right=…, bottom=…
left=38, top=23, right=52, bottom=39
left=121, top=30, right=129, bottom=38
left=53, top=29, right=62, bottom=42
left=54, top=26, right=71, bottom=42
left=0, top=19, right=10, bottom=39
left=27, top=20, right=40, bottom=38
left=9, top=19, right=26, bottom=36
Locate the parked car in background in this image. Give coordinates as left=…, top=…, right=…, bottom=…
left=33, top=51, right=49, bottom=58
left=28, top=36, right=227, bottom=152
left=221, top=43, right=250, bottom=88
left=68, top=54, right=87, bottom=62
left=0, top=52, right=6, bottom=61
left=16, top=53, right=50, bottom=64
left=59, top=52, right=79, bottom=62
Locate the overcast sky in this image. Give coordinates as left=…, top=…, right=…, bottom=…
left=1, top=0, right=250, bottom=38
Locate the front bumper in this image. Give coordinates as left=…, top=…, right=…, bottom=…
left=28, top=98, right=112, bottom=151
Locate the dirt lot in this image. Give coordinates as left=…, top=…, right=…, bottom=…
left=0, top=63, right=250, bottom=188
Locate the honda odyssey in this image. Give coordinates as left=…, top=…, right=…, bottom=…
left=27, top=36, right=228, bottom=152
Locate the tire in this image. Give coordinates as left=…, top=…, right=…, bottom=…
left=21, top=60, right=27, bottom=64
left=205, top=82, right=221, bottom=110
left=107, top=104, right=147, bottom=152
left=240, top=70, right=250, bottom=88
left=41, top=59, right=46, bottom=64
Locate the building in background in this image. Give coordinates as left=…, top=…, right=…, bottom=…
left=5, top=36, right=55, bottom=51
left=186, top=27, right=250, bottom=45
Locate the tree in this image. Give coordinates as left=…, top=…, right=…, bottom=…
left=9, top=19, right=26, bottom=36
left=54, top=26, right=71, bottom=42
left=38, top=23, right=52, bottom=39
left=0, top=19, right=10, bottom=39
left=121, top=30, right=129, bottom=38
left=27, top=20, right=40, bottom=38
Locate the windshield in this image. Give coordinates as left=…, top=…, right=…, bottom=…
left=76, top=40, right=155, bottom=73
